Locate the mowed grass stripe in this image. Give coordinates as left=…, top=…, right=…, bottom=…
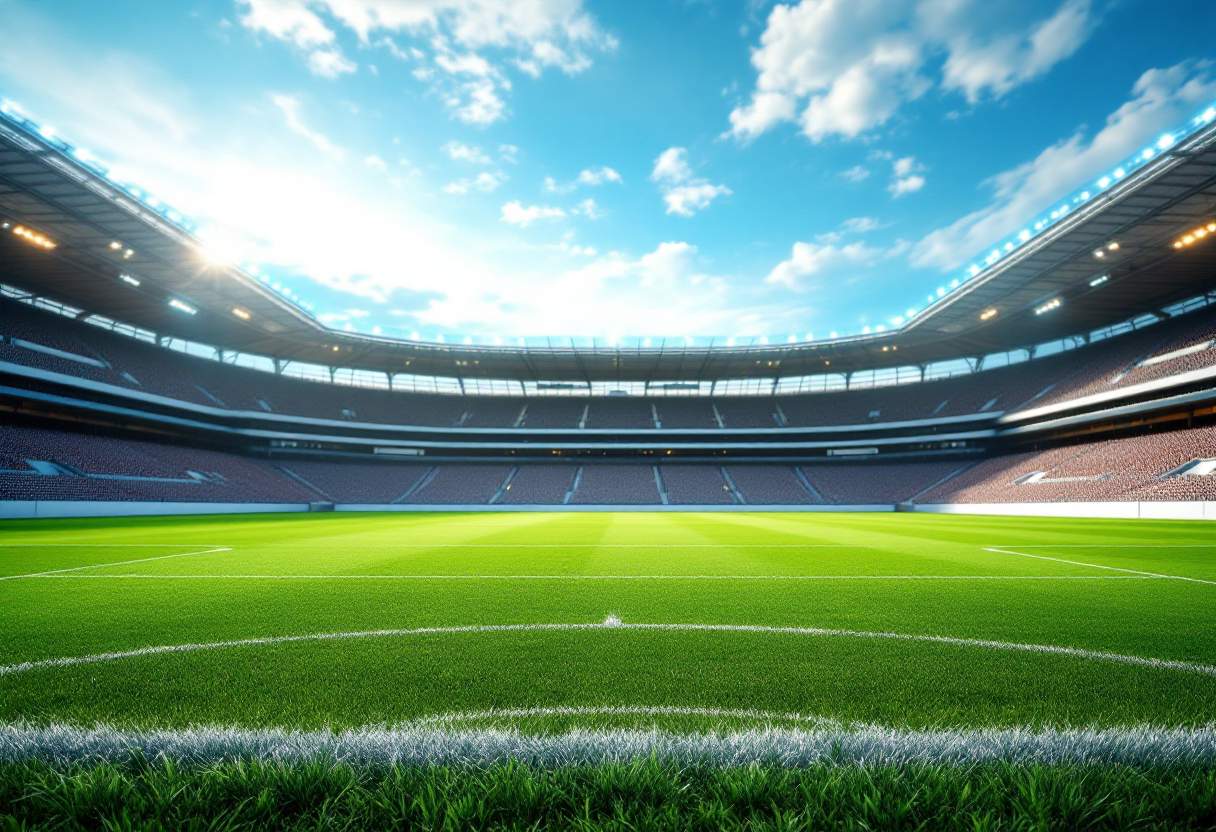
left=24, top=573, right=1163, bottom=580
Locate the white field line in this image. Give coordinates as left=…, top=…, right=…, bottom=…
left=0, top=543, right=231, bottom=547
left=6, top=721, right=1216, bottom=768
left=994, top=545, right=1216, bottom=548
left=27, top=574, right=1159, bottom=581
left=984, top=547, right=1216, bottom=587
left=4, top=620, right=1214, bottom=678
left=0, top=548, right=232, bottom=582
left=410, top=705, right=834, bottom=727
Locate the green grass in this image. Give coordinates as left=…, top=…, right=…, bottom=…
left=3, top=511, right=1215, bottom=827
left=1, top=511, right=1215, bottom=730
left=4, top=758, right=1216, bottom=831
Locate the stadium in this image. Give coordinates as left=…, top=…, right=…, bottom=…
left=2, top=2, right=1216, bottom=826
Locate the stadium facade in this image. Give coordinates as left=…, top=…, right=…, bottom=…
left=2, top=104, right=1216, bottom=517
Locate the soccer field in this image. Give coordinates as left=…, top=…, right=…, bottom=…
left=2, top=510, right=1214, bottom=740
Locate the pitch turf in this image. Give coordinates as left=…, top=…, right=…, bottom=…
left=1, top=510, right=1214, bottom=734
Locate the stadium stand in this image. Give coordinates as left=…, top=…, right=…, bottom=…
left=921, top=427, right=1216, bottom=504
left=654, top=398, right=719, bottom=429
left=2, top=420, right=1215, bottom=505
left=5, top=299, right=1216, bottom=432
left=660, top=465, right=736, bottom=504
left=571, top=465, right=662, bottom=504
left=400, top=464, right=513, bottom=504
left=802, top=462, right=969, bottom=505
left=278, top=461, right=430, bottom=503
left=522, top=399, right=586, bottom=429
left=724, top=465, right=820, bottom=504
left=497, top=465, right=577, bottom=504
left=714, top=398, right=780, bottom=428
left=0, top=424, right=314, bottom=503
left=586, top=398, right=655, bottom=429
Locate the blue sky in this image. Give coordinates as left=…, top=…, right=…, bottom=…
left=0, top=0, right=1213, bottom=344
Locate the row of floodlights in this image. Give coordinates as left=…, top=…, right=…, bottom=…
left=925, top=105, right=1216, bottom=324
left=6, top=222, right=56, bottom=249
left=1174, top=222, right=1216, bottom=249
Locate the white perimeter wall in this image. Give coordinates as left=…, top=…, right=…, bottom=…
left=2, top=500, right=1214, bottom=520
left=912, top=501, right=1216, bottom=520
left=333, top=504, right=890, bottom=513
left=0, top=501, right=311, bottom=520
left=0, top=501, right=889, bottom=519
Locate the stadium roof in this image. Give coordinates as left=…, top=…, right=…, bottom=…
left=2, top=110, right=1216, bottom=384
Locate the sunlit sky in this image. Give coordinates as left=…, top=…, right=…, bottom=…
left=1, top=0, right=1213, bottom=343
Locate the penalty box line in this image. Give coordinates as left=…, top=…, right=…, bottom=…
left=984, top=547, right=1216, bottom=586
left=0, top=548, right=234, bottom=581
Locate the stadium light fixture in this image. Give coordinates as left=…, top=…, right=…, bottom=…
left=118, top=273, right=140, bottom=287
left=1089, top=275, right=1109, bottom=288
left=1174, top=222, right=1216, bottom=249
left=231, top=308, right=251, bottom=320
left=1107, top=241, right=1120, bottom=251
left=12, top=225, right=56, bottom=249
left=980, top=308, right=998, bottom=321
left=108, top=241, right=122, bottom=250
left=123, top=248, right=134, bottom=259
left=168, top=299, right=197, bottom=315
left=1034, top=299, right=1061, bottom=315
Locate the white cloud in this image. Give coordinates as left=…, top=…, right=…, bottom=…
left=652, top=147, right=693, bottom=183
left=574, top=198, right=603, bottom=219
left=842, top=216, right=882, bottom=233
left=237, top=0, right=333, bottom=48
left=729, top=0, right=1097, bottom=142
left=448, top=78, right=506, bottom=125
left=271, top=93, right=343, bottom=158
left=444, top=171, right=505, bottom=194
left=663, top=182, right=732, bottom=217
left=934, top=0, right=1094, bottom=102
left=364, top=154, right=387, bottom=171
left=442, top=140, right=491, bottom=163
left=306, top=47, right=357, bottom=77
left=237, top=0, right=358, bottom=78
left=499, top=144, right=520, bottom=163
left=889, top=155, right=926, bottom=196
left=577, top=166, right=623, bottom=186
left=238, top=0, right=614, bottom=124
left=544, top=165, right=623, bottom=193
left=651, top=147, right=731, bottom=216
left=840, top=164, right=870, bottom=183
left=766, top=240, right=884, bottom=287
left=913, top=61, right=1216, bottom=270
left=501, top=200, right=567, bottom=226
